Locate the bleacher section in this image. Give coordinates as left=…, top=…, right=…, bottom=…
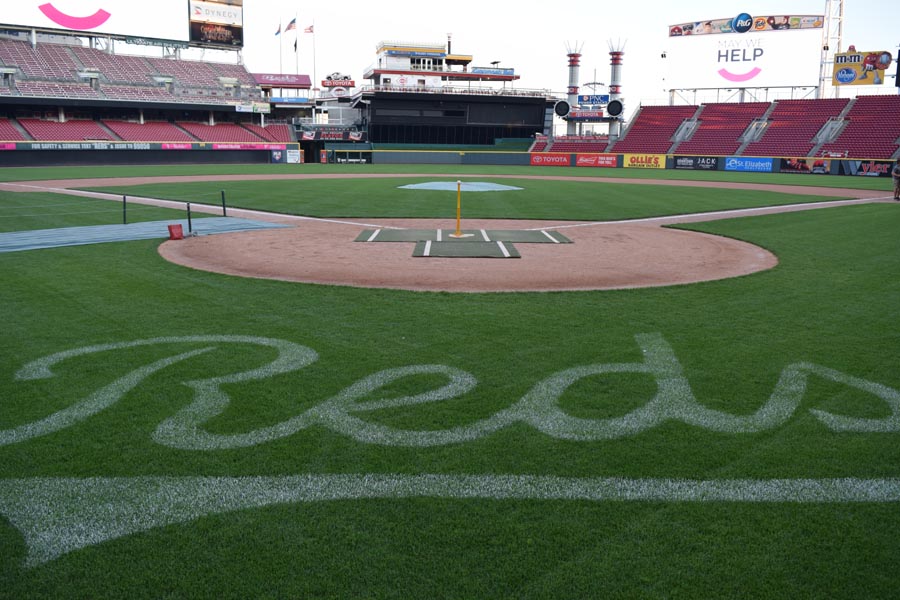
left=0, top=39, right=78, bottom=79
left=675, top=102, right=769, bottom=156
left=18, top=118, right=113, bottom=141
left=102, top=120, right=196, bottom=142
left=242, top=123, right=294, bottom=142
left=608, top=105, right=698, bottom=154
left=0, top=118, right=26, bottom=141
left=742, top=98, right=849, bottom=157
left=177, top=122, right=266, bottom=143
left=15, top=80, right=101, bottom=99
left=818, top=95, right=900, bottom=160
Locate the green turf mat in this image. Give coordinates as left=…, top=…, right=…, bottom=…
left=412, top=240, right=521, bottom=258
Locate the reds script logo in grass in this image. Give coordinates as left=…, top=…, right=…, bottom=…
left=2, top=333, right=899, bottom=567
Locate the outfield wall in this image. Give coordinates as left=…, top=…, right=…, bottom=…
left=0, top=143, right=303, bottom=167
left=365, top=150, right=896, bottom=178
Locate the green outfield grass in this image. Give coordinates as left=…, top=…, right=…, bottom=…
left=0, top=191, right=210, bottom=233
left=0, top=165, right=898, bottom=598
left=84, top=176, right=854, bottom=221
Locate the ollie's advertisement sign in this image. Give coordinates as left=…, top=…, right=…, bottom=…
left=530, top=153, right=571, bottom=167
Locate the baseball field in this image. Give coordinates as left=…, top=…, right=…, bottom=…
left=1, top=163, right=898, bottom=598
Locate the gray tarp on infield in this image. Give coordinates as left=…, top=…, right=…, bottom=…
left=0, top=217, right=289, bottom=253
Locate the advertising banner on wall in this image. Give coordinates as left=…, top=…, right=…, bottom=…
left=779, top=158, right=831, bottom=174
left=623, top=154, right=665, bottom=169
left=836, top=159, right=895, bottom=177
left=832, top=49, right=894, bottom=86
left=673, top=156, right=719, bottom=170
left=0, top=0, right=189, bottom=41
left=530, top=153, right=572, bottom=167
left=724, top=156, right=774, bottom=172
left=666, top=13, right=823, bottom=89
left=575, top=154, right=618, bottom=168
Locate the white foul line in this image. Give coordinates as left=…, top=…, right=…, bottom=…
left=367, top=229, right=381, bottom=242
left=423, top=240, right=432, bottom=256
left=541, top=230, right=560, bottom=243
left=497, top=241, right=511, bottom=258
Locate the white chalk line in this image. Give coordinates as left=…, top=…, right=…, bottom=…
left=523, top=197, right=892, bottom=231
left=423, top=240, right=432, bottom=256
left=2, top=474, right=898, bottom=567
left=541, top=230, right=560, bottom=243
left=497, top=241, right=511, bottom=258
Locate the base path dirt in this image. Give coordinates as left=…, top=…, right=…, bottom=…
left=10, top=172, right=892, bottom=293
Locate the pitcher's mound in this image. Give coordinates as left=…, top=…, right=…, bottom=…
left=158, top=218, right=777, bottom=293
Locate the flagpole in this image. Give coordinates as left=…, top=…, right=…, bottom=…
left=278, top=20, right=283, bottom=74
left=312, top=22, right=317, bottom=101
left=294, top=12, right=299, bottom=75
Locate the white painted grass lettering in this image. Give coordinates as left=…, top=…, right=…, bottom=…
left=3, top=333, right=900, bottom=450
left=2, top=475, right=899, bottom=568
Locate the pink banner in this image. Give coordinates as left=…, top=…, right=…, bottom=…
left=0, top=143, right=15, bottom=151
left=212, top=144, right=287, bottom=151
left=161, top=143, right=193, bottom=150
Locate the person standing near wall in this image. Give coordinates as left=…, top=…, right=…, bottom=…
left=893, top=159, right=900, bottom=201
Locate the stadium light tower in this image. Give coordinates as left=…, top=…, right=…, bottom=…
left=817, top=0, right=844, bottom=98
left=565, top=42, right=583, bottom=135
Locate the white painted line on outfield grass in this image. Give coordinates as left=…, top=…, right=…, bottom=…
left=3, top=475, right=899, bottom=567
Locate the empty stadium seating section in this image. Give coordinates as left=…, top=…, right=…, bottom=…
left=609, top=105, right=699, bottom=154
left=0, top=38, right=259, bottom=105
left=537, top=96, right=900, bottom=160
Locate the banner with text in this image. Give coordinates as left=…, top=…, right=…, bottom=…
left=623, top=154, right=665, bottom=169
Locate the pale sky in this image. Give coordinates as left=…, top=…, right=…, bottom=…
left=229, top=0, right=897, bottom=112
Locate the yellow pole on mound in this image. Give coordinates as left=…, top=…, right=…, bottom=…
left=450, top=180, right=473, bottom=238
left=454, top=180, right=462, bottom=236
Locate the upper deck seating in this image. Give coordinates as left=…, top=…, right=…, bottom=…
left=71, top=46, right=158, bottom=84
left=0, top=39, right=79, bottom=80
